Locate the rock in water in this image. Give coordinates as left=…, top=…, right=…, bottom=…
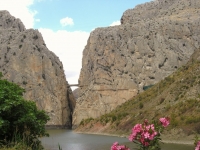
left=0, top=10, right=75, bottom=128
left=73, top=0, right=200, bottom=127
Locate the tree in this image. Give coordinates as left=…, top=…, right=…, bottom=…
left=0, top=73, right=49, bottom=149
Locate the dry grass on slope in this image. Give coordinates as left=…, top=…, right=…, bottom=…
left=76, top=49, right=200, bottom=139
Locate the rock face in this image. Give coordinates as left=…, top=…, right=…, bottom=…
left=73, top=88, right=81, bottom=100
left=73, top=0, right=200, bottom=127
left=0, top=10, right=75, bottom=127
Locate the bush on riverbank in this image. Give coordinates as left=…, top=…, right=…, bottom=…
left=0, top=72, right=49, bottom=149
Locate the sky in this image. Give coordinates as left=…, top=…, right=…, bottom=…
left=0, top=0, right=152, bottom=90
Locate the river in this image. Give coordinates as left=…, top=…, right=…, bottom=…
left=41, top=129, right=194, bottom=150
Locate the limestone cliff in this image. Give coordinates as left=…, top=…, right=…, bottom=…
left=0, top=10, right=75, bottom=128
left=73, top=0, right=200, bottom=127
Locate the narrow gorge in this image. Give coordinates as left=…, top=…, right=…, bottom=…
left=1, top=0, right=200, bottom=130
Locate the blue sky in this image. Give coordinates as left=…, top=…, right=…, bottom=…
left=31, top=0, right=152, bottom=32
left=0, top=0, right=152, bottom=89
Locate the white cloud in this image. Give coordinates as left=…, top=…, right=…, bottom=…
left=110, top=20, right=121, bottom=26
left=0, top=0, right=37, bottom=29
left=60, top=17, right=74, bottom=27
left=38, top=28, right=90, bottom=85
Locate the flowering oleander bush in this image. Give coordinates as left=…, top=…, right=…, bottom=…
left=111, top=117, right=170, bottom=150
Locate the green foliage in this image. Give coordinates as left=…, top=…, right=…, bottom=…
left=0, top=73, right=49, bottom=149
left=80, top=117, right=94, bottom=126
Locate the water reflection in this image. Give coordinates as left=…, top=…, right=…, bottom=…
left=41, top=129, right=194, bottom=150
left=41, top=129, right=129, bottom=150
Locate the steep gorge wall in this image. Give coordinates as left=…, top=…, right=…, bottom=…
left=0, top=10, right=75, bottom=127
left=73, top=0, right=200, bottom=126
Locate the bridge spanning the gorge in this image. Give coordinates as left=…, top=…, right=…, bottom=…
left=68, top=84, right=86, bottom=87
left=68, top=84, right=79, bottom=87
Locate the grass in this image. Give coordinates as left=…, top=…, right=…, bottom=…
left=0, top=144, right=32, bottom=150
left=0, top=131, right=44, bottom=150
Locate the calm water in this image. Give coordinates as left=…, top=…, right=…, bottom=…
left=41, top=129, right=194, bottom=150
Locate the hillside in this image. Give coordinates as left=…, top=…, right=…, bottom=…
left=75, top=48, right=200, bottom=143
left=73, top=0, right=200, bottom=127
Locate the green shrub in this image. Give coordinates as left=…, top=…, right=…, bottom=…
left=79, top=117, right=94, bottom=126
left=0, top=72, right=49, bottom=149
left=111, top=115, right=117, bottom=123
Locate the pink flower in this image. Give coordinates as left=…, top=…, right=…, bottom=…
left=145, top=125, right=151, bottom=130
left=111, top=142, right=130, bottom=150
left=129, top=124, right=142, bottom=141
left=143, top=131, right=150, bottom=139
left=127, top=117, right=169, bottom=149
left=149, top=131, right=157, bottom=140
left=150, top=124, right=155, bottom=130
left=195, top=141, right=200, bottom=150
left=159, top=117, right=170, bottom=127
left=132, top=124, right=142, bottom=133
left=111, top=142, right=118, bottom=150
left=128, top=132, right=136, bottom=141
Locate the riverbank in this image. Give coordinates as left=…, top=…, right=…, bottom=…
left=74, top=130, right=195, bottom=145
left=74, top=120, right=197, bottom=146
